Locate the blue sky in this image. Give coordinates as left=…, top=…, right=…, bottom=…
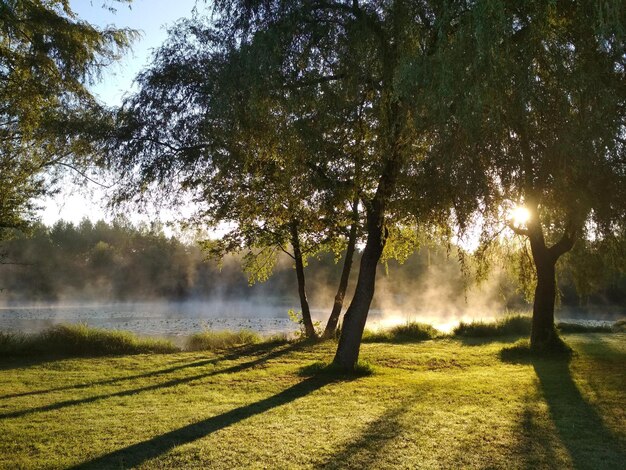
left=71, top=0, right=200, bottom=106
left=42, top=0, right=201, bottom=226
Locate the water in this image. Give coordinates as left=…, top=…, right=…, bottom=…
left=0, top=301, right=620, bottom=337
left=0, top=302, right=303, bottom=337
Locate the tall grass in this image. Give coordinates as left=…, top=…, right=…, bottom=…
left=0, top=324, right=287, bottom=357
left=362, top=322, right=439, bottom=343
left=611, top=319, right=626, bottom=333
left=0, top=324, right=179, bottom=357
left=185, top=329, right=262, bottom=351
left=556, top=322, right=613, bottom=333
left=453, top=315, right=531, bottom=338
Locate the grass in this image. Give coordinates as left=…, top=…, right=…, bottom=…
left=362, top=321, right=439, bottom=343
left=612, top=319, right=626, bottom=332
left=185, top=329, right=263, bottom=352
left=0, top=325, right=291, bottom=357
left=0, top=324, right=179, bottom=357
left=298, top=360, right=375, bottom=377
left=557, top=322, right=613, bottom=334
left=453, top=314, right=532, bottom=337
left=0, top=333, right=623, bottom=469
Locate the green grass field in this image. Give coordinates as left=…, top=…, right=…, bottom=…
left=0, top=333, right=624, bottom=469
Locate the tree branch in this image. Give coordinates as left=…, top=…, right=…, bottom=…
left=548, top=230, right=576, bottom=259
left=54, top=162, right=115, bottom=189
left=507, top=221, right=529, bottom=237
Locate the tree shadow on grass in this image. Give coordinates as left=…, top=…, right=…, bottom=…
left=501, top=345, right=626, bottom=468
left=0, top=339, right=297, bottom=400
left=0, top=341, right=309, bottom=420
left=315, top=403, right=412, bottom=469
left=70, top=375, right=335, bottom=469
left=514, top=396, right=567, bottom=469
left=569, top=334, right=625, bottom=359
left=453, top=335, right=526, bottom=347
left=532, top=359, right=625, bottom=469
left=0, top=355, right=64, bottom=372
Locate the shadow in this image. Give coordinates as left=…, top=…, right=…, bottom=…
left=71, top=376, right=334, bottom=469
left=315, top=403, right=411, bottom=469
left=532, top=358, right=626, bottom=468
left=0, top=358, right=217, bottom=400
left=0, top=340, right=299, bottom=400
left=514, top=396, right=564, bottom=469
left=455, top=335, right=526, bottom=346
left=571, top=334, right=625, bottom=359
left=0, top=341, right=307, bottom=420
left=0, top=355, right=65, bottom=372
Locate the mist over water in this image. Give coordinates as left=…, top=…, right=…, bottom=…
left=0, top=221, right=623, bottom=337
left=1, top=275, right=620, bottom=337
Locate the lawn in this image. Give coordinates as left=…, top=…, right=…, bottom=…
left=0, top=334, right=624, bottom=469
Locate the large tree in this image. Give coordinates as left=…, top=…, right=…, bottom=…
left=0, top=0, right=135, bottom=238
left=106, top=14, right=371, bottom=339
left=425, top=0, right=625, bottom=350
left=110, top=1, right=460, bottom=367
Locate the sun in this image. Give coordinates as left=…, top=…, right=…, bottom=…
left=510, top=206, right=530, bottom=227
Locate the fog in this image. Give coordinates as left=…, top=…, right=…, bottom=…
left=0, top=221, right=623, bottom=336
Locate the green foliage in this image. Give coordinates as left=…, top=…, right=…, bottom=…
left=0, top=324, right=178, bottom=356
left=0, top=0, right=136, bottom=237
left=453, top=315, right=532, bottom=338
left=422, top=1, right=626, bottom=319
left=362, top=322, right=440, bottom=343
left=0, top=219, right=202, bottom=301
left=241, top=246, right=279, bottom=285
left=288, top=309, right=321, bottom=339
left=185, top=330, right=261, bottom=352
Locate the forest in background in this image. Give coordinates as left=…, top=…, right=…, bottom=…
left=0, top=219, right=623, bottom=316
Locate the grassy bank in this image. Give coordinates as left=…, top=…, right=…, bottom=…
left=0, top=333, right=624, bottom=469
left=1, top=315, right=623, bottom=358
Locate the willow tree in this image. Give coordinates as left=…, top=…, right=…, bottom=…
left=201, top=0, right=465, bottom=369
left=425, top=1, right=625, bottom=351
left=0, top=0, right=135, bottom=238
left=106, top=13, right=371, bottom=339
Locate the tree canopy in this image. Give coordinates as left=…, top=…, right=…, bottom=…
left=0, top=0, right=136, bottom=237
left=100, top=0, right=626, bottom=365
left=424, top=0, right=626, bottom=349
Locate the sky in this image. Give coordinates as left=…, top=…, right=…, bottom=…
left=40, top=0, right=201, bottom=227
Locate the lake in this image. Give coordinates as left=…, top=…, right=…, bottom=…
left=0, top=301, right=620, bottom=338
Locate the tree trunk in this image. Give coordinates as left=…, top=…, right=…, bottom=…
left=527, top=215, right=576, bottom=351
left=333, top=199, right=386, bottom=369
left=322, top=201, right=359, bottom=340
left=530, top=249, right=558, bottom=349
left=290, top=223, right=317, bottom=339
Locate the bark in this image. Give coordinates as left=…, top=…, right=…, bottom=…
left=333, top=197, right=387, bottom=369
left=530, top=241, right=558, bottom=349
left=322, top=201, right=359, bottom=339
left=527, top=217, right=576, bottom=351
left=290, top=223, right=317, bottom=339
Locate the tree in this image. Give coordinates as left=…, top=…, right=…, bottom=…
left=109, top=1, right=464, bottom=366
left=0, top=0, right=135, bottom=238
left=105, top=8, right=376, bottom=339
left=426, top=1, right=625, bottom=350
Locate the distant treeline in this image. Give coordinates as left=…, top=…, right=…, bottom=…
left=0, top=219, right=623, bottom=310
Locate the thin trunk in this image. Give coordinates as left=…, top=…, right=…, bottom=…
left=322, top=201, right=359, bottom=339
left=291, top=223, right=317, bottom=339
left=333, top=198, right=386, bottom=369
